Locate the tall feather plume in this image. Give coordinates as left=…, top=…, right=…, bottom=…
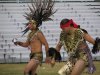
left=22, top=0, right=56, bottom=36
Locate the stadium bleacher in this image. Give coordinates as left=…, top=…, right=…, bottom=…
left=0, top=0, right=100, bottom=63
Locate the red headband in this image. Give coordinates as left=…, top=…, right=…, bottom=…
left=60, top=19, right=78, bottom=29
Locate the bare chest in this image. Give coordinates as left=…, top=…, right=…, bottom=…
left=30, top=35, right=40, bottom=43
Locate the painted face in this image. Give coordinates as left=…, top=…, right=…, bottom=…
left=28, top=20, right=37, bottom=30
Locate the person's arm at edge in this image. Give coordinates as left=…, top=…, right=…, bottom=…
left=56, top=41, right=62, bottom=52
left=83, top=32, right=95, bottom=45
left=14, top=40, right=30, bottom=47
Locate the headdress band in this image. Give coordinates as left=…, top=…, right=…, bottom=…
left=60, top=19, right=78, bottom=29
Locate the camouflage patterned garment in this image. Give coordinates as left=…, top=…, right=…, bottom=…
left=60, top=29, right=88, bottom=64
left=60, top=29, right=96, bottom=74
left=30, top=52, right=43, bottom=65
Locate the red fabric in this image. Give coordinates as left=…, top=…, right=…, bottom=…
left=60, top=19, right=78, bottom=29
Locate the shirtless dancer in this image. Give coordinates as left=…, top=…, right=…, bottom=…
left=14, top=0, right=56, bottom=75
left=14, top=20, right=49, bottom=75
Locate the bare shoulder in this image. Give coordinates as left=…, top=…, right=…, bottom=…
left=37, top=30, right=43, bottom=35
left=37, top=30, right=45, bottom=37
left=37, top=30, right=47, bottom=42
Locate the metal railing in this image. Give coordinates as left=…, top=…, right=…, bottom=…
left=0, top=52, right=100, bottom=63
left=0, top=52, right=68, bottom=63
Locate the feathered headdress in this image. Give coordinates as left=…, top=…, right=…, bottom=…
left=22, top=0, right=56, bottom=35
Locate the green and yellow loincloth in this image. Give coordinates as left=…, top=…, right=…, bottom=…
left=30, top=52, right=43, bottom=65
